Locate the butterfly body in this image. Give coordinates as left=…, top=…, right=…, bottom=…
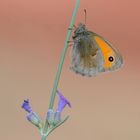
left=70, top=23, right=123, bottom=77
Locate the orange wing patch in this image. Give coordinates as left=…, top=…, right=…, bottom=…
left=94, top=36, right=115, bottom=69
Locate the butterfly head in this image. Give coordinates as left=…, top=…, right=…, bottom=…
left=73, top=23, right=89, bottom=37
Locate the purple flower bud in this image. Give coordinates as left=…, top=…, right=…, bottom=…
left=27, top=112, right=42, bottom=128
left=54, top=111, right=61, bottom=124
left=21, top=99, right=32, bottom=113
left=56, top=90, right=71, bottom=112
left=47, top=109, right=55, bottom=125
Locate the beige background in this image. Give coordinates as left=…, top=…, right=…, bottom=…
left=0, top=0, right=140, bottom=140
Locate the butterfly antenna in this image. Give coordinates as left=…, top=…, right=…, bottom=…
left=84, top=9, right=87, bottom=26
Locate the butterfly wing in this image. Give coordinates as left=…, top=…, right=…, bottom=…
left=70, top=32, right=104, bottom=76
left=91, top=32, right=123, bottom=71
left=70, top=31, right=123, bottom=77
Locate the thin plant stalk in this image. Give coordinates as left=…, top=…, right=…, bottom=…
left=41, top=0, right=80, bottom=140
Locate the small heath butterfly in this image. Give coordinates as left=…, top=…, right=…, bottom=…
left=70, top=10, right=123, bottom=77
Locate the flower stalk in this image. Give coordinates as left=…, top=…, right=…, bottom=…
left=49, top=0, right=80, bottom=110
left=41, top=0, right=80, bottom=139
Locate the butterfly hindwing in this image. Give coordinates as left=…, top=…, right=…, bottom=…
left=70, top=23, right=123, bottom=77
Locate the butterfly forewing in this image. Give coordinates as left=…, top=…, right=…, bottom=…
left=70, top=23, right=123, bottom=77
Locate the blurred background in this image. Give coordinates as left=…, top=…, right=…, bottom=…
left=0, top=0, right=140, bottom=140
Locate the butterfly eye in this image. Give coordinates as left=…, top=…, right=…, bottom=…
left=108, top=56, right=114, bottom=62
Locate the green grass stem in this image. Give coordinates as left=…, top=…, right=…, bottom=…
left=41, top=0, right=80, bottom=140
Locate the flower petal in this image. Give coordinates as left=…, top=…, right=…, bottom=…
left=56, top=90, right=71, bottom=112
left=21, top=99, right=32, bottom=113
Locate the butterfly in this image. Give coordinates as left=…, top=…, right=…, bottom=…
left=70, top=10, right=123, bottom=77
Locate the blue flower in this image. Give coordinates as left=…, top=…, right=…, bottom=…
left=47, top=90, right=71, bottom=125
left=56, top=90, right=71, bottom=112
left=22, top=99, right=32, bottom=113
left=21, top=99, right=42, bottom=129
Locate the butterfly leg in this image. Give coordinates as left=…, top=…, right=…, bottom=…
left=67, top=41, right=73, bottom=43
left=68, top=25, right=77, bottom=30
left=67, top=41, right=74, bottom=47
left=73, top=25, right=77, bottom=29
left=68, top=44, right=74, bottom=47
